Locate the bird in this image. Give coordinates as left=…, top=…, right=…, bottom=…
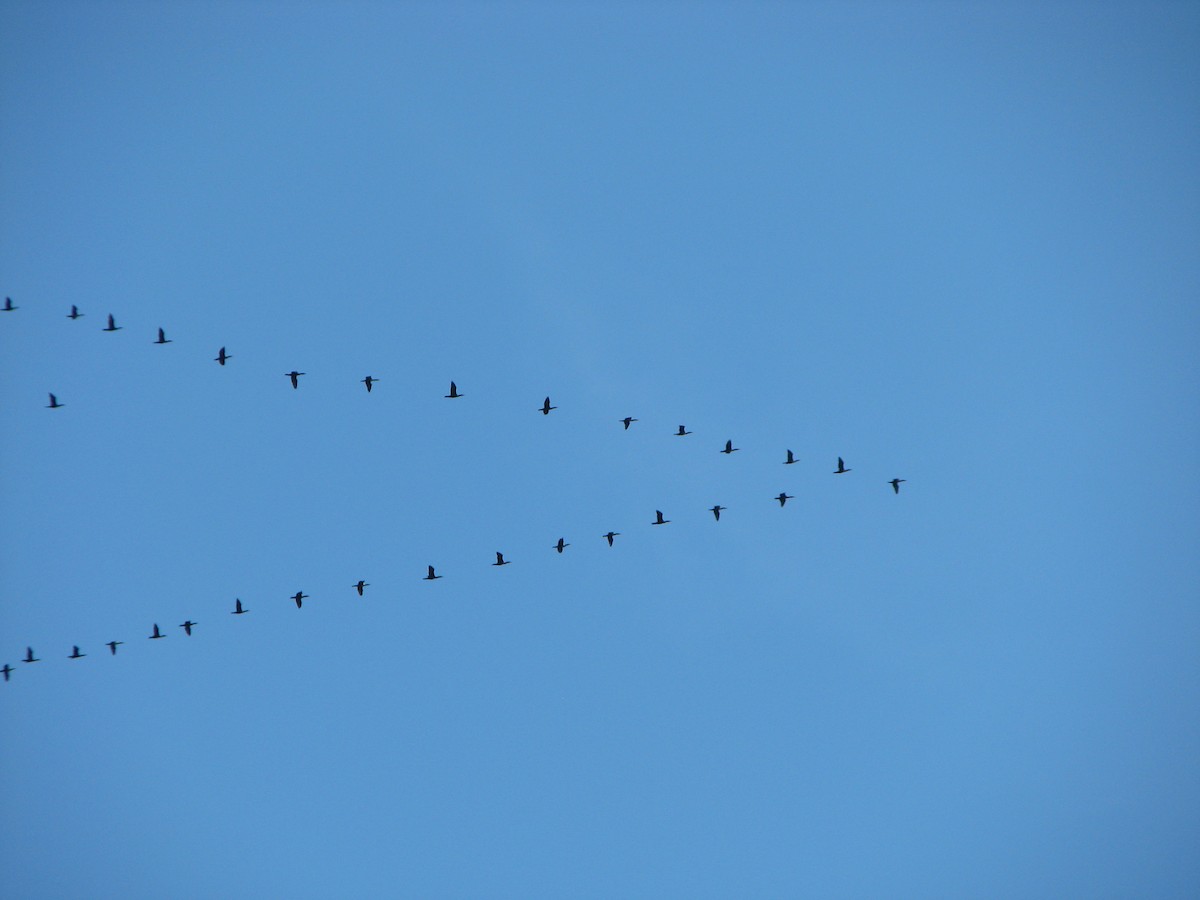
left=155, top=327, right=172, bottom=344
left=493, top=552, right=511, bottom=566
left=621, top=416, right=638, bottom=430
left=362, top=376, right=379, bottom=392
left=889, top=478, right=906, bottom=494
left=149, top=624, right=165, bottom=639
left=231, top=598, right=248, bottom=614
left=424, top=565, right=442, bottom=580
left=540, top=396, right=556, bottom=415
left=67, top=305, right=83, bottom=319
left=603, top=531, right=620, bottom=546
left=774, top=492, right=794, bottom=507
left=1, top=664, right=11, bottom=682
left=47, top=393, right=63, bottom=409
left=291, top=591, right=308, bottom=608
left=180, top=621, right=197, bottom=636
left=553, top=537, right=570, bottom=553
left=353, top=580, right=368, bottom=596
left=834, top=457, right=851, bottom=474
left=2, top=297, right=16, bottom=311
left=107, top=641, right=123, bottom=655
left=23, top=647, right=39, bottom=663
left=784, top=449, right=797, bottom=465
left=214, top=346, right=231, bottom=365
left=710, top=504, right=726, bottom=521
left=653, top=510, right=670, bottom=525
left=69, top=646, right=86, bottom=659
left=285, top=371, right=305, bottom=389
left=721, top=440, right=739, bottom=454
left=675, top=425, right=692, bottom=436
left=103, top=313, right=121, bottom=332
left=444, top=381, right=462, bottom=398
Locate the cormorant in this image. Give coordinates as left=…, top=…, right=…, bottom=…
left=621, top=417, right=638, bottom=430
left=721, top=440, right=739, bottom=454
left=540, top=397, right=556, bottom=415
left=424, top=565, right=442, bottom=580
left=69, top=646, right=86, bottom=659
left=3, top=297, right=16, bottom=311
left=710, top=505, right=726, bottom=521
left=604, top=531, right=620, bottom=546
left=231, top=598, right=248, bottom=614
left=181, top=621, right=196, bottom=636
left=24, top=647, right=39, bottom=663
left=285, top=371, right=305, bottom=389
left=774, top=492, right=794, bottom=507
left=354, top=580, right=368, bottom=596
left=107, top=640, right=123, bottom=655
left=493, top=552, right=511, bottom=566
left=149, top=624, right=165, bottom=639
left=675, top=425, right=692, bottom=436
left=103, top=314, right=121, bottom=332
left=362, top=376, right=379, bottom=392
left=889, top=478, right=906, bottom=494
left=444, top=381, right=462, bottom=398
left=1, top=664, right=11, bottom=682
left=67, top=305, right=83, bottom=319
left=834, top=457, right=851, bottom=474
left=155, top=328, right=172, bottom=344
left=554, top=537, right=569, bottom=553
left=47, top=393, right=63, bottom=409
left=784, top=449, right=797, bottom=465
left=653, top=510, right=669, bottom=525
left=214, top=346, right=231, bottom=365
left=291, top=591, right=308, bottom=608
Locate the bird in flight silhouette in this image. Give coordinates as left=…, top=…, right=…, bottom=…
left=1, top=664, right=11, bottom=682
left=107, top=641, right=123, bottom=655
left=362, top=376, right=379, bottom=392
left=553, top=537, right=569, bottom=553
left=784, top=449, right=797, bottom=465
left=67, top=305, right=83, bottom=319
left=23, top=647, right=39, bottom=663
left=231, top=598, right=248, bottom=615
left=214, top=346, right=232, bottom=366
left=46, top=393, right=63, bottom=409
left=353, top=580, right=368, bottom=596
left=291, top=592, right=308, bottom=609
left=604, top=531, right=620, bottom=546
left=155, top=328, right=172, bottom=344
left=444, top=381, right=462, bottom=398
left=675, top=425, right=692, bottom=436
left=834, top=457, right=851, bottom=474
left=710, top=505, right=726, bottom=521
left=889, top=478, right=906, bottom=494
left=774, top=492, right=794, bottom=507
left=540, top=396, right=556, bottom=415
left=653, top=510, right=670, bottom=525
left=2, top=297, right=16, bottom=312
left=69, top=645, right=86, bottom=659
left=149, top=624, right=165, bottom=639
left=424, top=565, right=442, bottom=580
left=621, top=417, right=638, bottom=430
left=104, top=314, right=121, bottom=332
left=285, top=371, right=305, bottom=389
left=181, top=621, right=197, bottom=636
left=493, top=552, right=511, bottom=566
left=721, top=440, right=739, bottom=454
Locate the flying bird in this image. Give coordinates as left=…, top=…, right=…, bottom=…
left=721, top=440, right=739, bottom=454
left=231, top=598, right=248, bottom=615
left=444, top=381, right=462, bottom=398
left=103, top=314, right=121, bottom=332
left=834, top=457, right=851, bottom=474
left=285, top=371, right=305, bottom=389
left=47, top=393, right=63, bottom=409
left=291, top=591, right=308, bottom=608
left=493, top=552, right=511, bottom=566
left=67, top=305, right=83, bottom=319
left=23, top=647, right=39, bottom=663
left=2, top=297, right=16, bottom=311
left=710, top=505, right=726, bottom=521
left=155, top=328, right=172, bottom=344
left=774, top=492, right=794, bottom=507
left=148, top=624, right=165, bottom=639
left=675, top=425, right=692, bottom=436
left=69, top=646, right=86, bottom=659
left=889, top=478, right=906, bottom=494
left=784, top=449, right=797, bottom=465
left=180, top=621, right=197, bottom=636
left=353, top=580, right=368, bottom=596
left=107, top=641, right=123, bottom=655
left=621, top=417, right=638, bottom=430
left=553, top=537, right=569, bottom=553
left=653, top=510, right=670, bottom=525
left=540, top=396, right=556, bottom=415
left=214, top=346, right=232, bottom=365
left=603, top=531, right=620, bottom=546
left=1, top=664, right=11, bottom=682
left=362, top=376, right=379, bottom=392
left=424, top=565, right=442, bottom=580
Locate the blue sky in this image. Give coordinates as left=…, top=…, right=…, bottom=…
left=2, top=2, right=1198, bottom=896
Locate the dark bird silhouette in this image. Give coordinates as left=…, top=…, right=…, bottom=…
left=181, top=621, right=196, bottom=636
left=155, top=327, right=172, bottom=344
left=493, top=552, right=511, bottom=566
left=285, top=371, right=305, bottom=389
left=540, top=396, right=556, bottom=415
left=107, top=640, right=123, bottom=655
left=362, top=376, right=379, bottom=392
left=103, top=313, right=121, bottom=332
left=354, top=580, right=368, bottom=596
left=710, top=504, right=726, bottom=521
left=214, top=346, right=231, bottom=365
left=889, top=478, right=906, bottom=494
left=653, top=510, right=670, bottom=525
left=721, top=440, right=739, bottom=454
left=231, top=598, right=248, bottom=614
left=604, top=531, right=620, bottom=546
left=675, top=425, right=692, bottom=436
left=23, top=647, right=39, bottom=663
left=834, top=457, right=851, bottom=474
left=554, top=537, right=569, bottom=553
left=47, top=393, right=63, bottom=409
left=424, top=565, right=442, bottom=580
left=444, top=381, right=462, bottom=398
left=291, top=591, right=308, bottom=609
left=784, top=449, right=797, bottom=465
left=621, top=416, right=638, bottom=430
left=67, top=305, right=83, bottom=319
left=3, top=297, right=16, bottom=311
left=1, top=664, right=11, bottom=682
left=69, top=645, right=86, bottom=659
left=774, top=492, right=794, bottom=507
left=149, top=624, right=165, bottom=639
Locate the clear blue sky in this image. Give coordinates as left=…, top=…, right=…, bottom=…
left=2, top=2, right=1198, bottom=896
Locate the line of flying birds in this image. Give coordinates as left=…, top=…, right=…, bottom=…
left=4, top=296, right=907, bottom=684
